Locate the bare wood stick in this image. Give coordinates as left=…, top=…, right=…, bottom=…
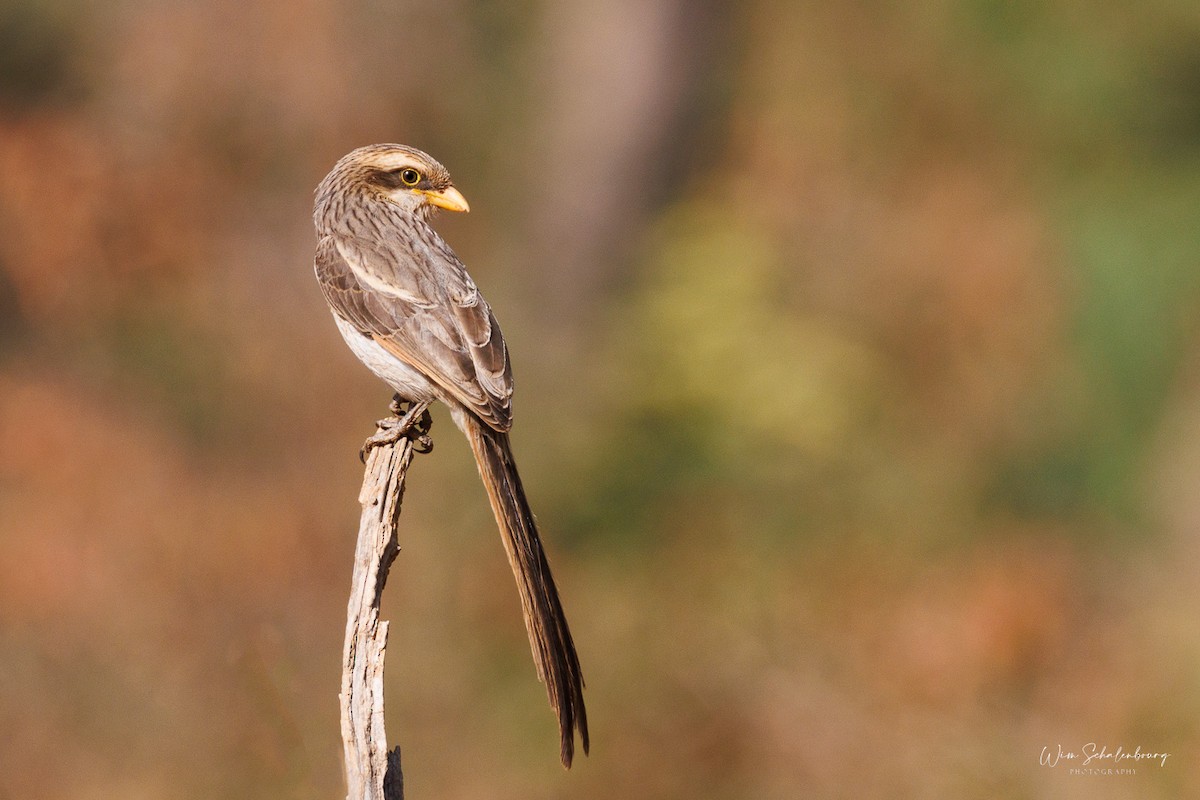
left=340, top=404, right=431, bottom=800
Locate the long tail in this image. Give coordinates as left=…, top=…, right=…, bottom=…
left=457, top=410, right=589, bottom=767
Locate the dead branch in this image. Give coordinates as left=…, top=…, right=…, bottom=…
left=340, top=406, right=430, bottom=800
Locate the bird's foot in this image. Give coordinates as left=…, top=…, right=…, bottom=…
left=360, top=397, right=434, bottom=462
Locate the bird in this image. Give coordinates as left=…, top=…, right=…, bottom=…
left=313, top=144, right=588, bottom=768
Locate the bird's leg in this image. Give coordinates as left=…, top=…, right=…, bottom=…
left=359, top=396, right=434, bottom=462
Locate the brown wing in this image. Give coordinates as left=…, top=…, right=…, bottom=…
left=315, top=230, right=513, bottom=431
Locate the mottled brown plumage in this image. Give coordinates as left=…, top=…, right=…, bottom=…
left=313, top=144, right=588, bottom=767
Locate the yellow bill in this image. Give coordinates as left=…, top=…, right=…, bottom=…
left=421, top=185, right=470, bottom=213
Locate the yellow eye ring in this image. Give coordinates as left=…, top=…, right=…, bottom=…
left=400, top=168, right=421, bottom=186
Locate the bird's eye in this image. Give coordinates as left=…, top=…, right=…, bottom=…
left=399, top=168, right=421, bottom=186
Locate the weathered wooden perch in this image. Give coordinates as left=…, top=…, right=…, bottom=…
left=340, top=402, right=432, bottom=800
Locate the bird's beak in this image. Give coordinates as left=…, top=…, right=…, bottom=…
left=421, top=185, right=470, bottom=213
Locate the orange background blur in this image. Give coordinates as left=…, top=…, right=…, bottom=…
left=1, top=1, right=1198, bottom=797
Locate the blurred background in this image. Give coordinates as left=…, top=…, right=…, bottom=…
left=1, top=0, right=1199, bottom=797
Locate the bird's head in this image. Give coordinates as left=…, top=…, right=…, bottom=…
left=316, top=144, right=470, bottom=227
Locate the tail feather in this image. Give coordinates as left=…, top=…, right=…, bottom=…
left=459, top=412, right=588, bottom=767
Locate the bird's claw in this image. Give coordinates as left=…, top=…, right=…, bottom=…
left=359, top=397, right=434, bottom=462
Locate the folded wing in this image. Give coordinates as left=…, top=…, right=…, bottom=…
left=315, top=228, right=513, bottom=432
